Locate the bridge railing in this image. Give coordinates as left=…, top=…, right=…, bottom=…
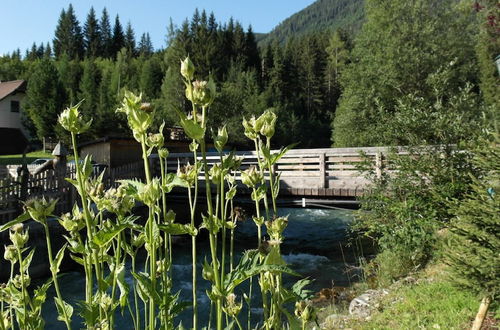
left=161, top=146, right=401, bottom=196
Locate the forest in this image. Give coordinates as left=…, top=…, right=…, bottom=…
left=0, top=4, right=351, bottom=148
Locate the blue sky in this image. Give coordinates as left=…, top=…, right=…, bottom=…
left=0, top=0, right=316, bottom=56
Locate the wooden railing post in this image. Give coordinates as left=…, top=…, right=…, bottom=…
left=375, top=152, right=383, bottom=179
left=319, top=152, right=326, bottom=188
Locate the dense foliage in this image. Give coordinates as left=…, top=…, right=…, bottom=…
left=332, top=0, right=479, bottom=147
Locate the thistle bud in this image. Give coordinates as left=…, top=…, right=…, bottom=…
left=209, top=163, right=223, bottom=184
left=241, top=166, right=263, bottom=188
left=24, top=197, right=57, bottom=223
left=146, top=132, right=164, bottom=148
left=9, top=225, right=28, bottom=248
left=158, top=148, right=169, bottom=159
left=4, top=245, right=17, bottom=263
left=223, top=293, right=243, bottom=317
left=192, top=80, right=216, bottom=107
left=202, top=259, right=215, bottom=283
left=58, top=101, right=92, bottom=134
left=259, top=110, right=277, bottom=138
left=242, top=116, right=258, bottom=140
left=214, top=125, right=228, bottom=153
left=180, top=56, right=195, bottom=81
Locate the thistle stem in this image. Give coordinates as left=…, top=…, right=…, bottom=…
left=43, top=223, right=72, bottom=330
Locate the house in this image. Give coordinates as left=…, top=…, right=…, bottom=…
left=0, top=80, right=28, bottom=155
left=79, top=129, right=192, bottom=168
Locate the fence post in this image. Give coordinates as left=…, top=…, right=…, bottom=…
left=375, top=152, right=383, bottom=179
left=319, top=152, right=326, bottom=188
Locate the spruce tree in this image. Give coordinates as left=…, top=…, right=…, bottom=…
left=124, top=22, right=136, bottom=56
left=139, top=55, right=163, bottom=99
left=53, top=4, right=84, bottom=59
left=475, top=0, right=500, bottom=110
left=138, top=33, right=154, bottom=56
left=111, top=15, right=125, bottom=58
left=100, top=8, right=113, bottom=58
left=84, top=7, right=101, bottom=58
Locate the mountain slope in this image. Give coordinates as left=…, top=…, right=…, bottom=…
left=259, top=0, right=364, bottom=45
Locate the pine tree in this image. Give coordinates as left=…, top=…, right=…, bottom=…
left=111, top=15, right=125, bottom=58
left=24, top=59, right=67, bottom=139
left=44, top=42, right=52, bottom=58
left=53, top=4, right=84, bottom=59
left=100, top=8, right=113, bottom=58
left=84, top=7, right=101, bottom=58
left=124, top=22, right=136, bottom=56
left=245, top=25, right=260, bottom=70
left=56, top=54, right=82, bottom=104
left=138, top=33, right=154, bottom=56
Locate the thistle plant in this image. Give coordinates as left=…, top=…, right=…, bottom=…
left=0, top=58, right=312, bottom=330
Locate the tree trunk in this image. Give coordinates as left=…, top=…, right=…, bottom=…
left=471, top=296, right=491, bottom=330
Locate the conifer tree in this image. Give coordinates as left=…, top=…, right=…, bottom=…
left=138, top=33, right=154, bottom=56
left=111, top=15, right=125, bottom=58
left=100, top=8, right=113, bottom=58
left=53, top=4, right=84, bottom=59
left=84, top=6, right=101, bottom=58
left=124, top=22, right=137, bottom=56
left=475, top=0, right=500, bottom=110
left=139, top=56, right=163, bottom=99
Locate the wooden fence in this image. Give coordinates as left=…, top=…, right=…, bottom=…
left=0, top=162, right=144, bottom=224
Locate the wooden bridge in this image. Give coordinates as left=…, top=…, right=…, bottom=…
left=163, top=146, right=390, bottom=198
left=1, top=146, right=395, bottom=223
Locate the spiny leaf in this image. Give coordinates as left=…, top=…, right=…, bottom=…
left=0, top=212, right=31, bottom=232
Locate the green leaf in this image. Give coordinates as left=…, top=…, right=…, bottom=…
left=115, top=263, right=130, bottom=309
left=0, top=212, right=31, bottom=232
left=54, top=297, right=73, bottom=323
left=92, top=224, right=127, bottom=247
left=32, top=279, right=52, bottom=310
left=132, top=271, right=161, bottom=303
left=270, top=143, right=298, bottom=166
left=158, top=223, right=189, bottom=235
left=51, top=244, right=67, bottom=275
left=22, top=248, right=36, bottom=272
left=180, top=117, right=205, bottom=141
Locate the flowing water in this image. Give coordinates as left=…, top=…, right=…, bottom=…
left=41, top=207, right=362, bottom=329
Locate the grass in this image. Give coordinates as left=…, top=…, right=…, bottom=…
left=354, top=280, right=479, bottom=330
left=315, top=264, right=482, bottom=330
left=0, top=150, right=54, bottom=165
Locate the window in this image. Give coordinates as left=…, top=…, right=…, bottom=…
left=11, top=100, right=20, bottom=113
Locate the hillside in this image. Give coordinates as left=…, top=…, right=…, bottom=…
left=259, top=0, right=364, bottom=45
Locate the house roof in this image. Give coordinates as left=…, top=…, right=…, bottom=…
left=0, top=80, right=26, bottom=101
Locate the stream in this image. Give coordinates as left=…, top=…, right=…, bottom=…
left=40, top=207, right=363, bottom=329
